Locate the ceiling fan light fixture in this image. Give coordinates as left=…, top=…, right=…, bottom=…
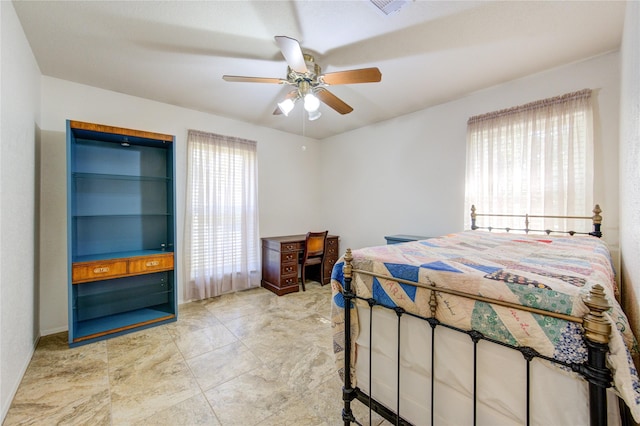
left=308, top=110, right=322, bottom=121
left=304, top=93, right=320, bottom=112
left=278, top=98, right=296, bottom=116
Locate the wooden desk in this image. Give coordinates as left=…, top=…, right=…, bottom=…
left=261, top=234, right=339, bottom=296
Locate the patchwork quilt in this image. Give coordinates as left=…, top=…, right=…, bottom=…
left=330, top=231, right=640, bottom=421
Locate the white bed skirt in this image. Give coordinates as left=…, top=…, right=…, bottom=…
left=354, top=305, right=620, bottom=425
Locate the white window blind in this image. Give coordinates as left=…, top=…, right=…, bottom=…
left=184, top=130, right=260, bottom=300
left=465, top=89, right=593, bottom=233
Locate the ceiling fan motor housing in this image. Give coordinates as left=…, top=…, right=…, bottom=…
left=287, top=54, right=322, bottom=95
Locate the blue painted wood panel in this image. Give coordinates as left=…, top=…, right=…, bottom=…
left=66, top=121, right=177, bottom=346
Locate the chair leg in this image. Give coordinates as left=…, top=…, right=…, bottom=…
left=301, top=265, right=306, bottom=291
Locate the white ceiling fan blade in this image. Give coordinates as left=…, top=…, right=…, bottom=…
left=222, top=75, right=286, bottom=84
left=274, top=36, right=308, bottom=73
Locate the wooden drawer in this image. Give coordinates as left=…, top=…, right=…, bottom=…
left=325, top=245, right=338, bottom=259
left=281, top=242, right=303, bottom=252
left=323, top=257, right=337, bottom=280
left=129, top=254, right=174, bottom=274
left=72, top=259, right=128, bottom=283
left=281, top=251, right=298, bottom=263
left=326, top=237, right=339, bottom=259
left=324, top=257, right=337, bottom=271
left=281, top=276, right=298, bottom=287
left=281, top=263, right=297, bottom=276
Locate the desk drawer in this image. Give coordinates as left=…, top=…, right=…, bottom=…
left=281, top=251, right=299, bottom=263
left=72, top=259, right=128, bottom=283
left=281, top=242, right=303, bottom=252
left=323, top=258, right=337, bottom=278
left=281, top=276, right=298, bottom=287
left=129, top=254, right=174, bottom=274
left=281, top=263, right=297, bottom=276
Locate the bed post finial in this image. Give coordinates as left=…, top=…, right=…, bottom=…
left=583, top=284, right=611, bottom=345
left=344, top=248, right=353, bottom=280
left=592, top=204, right=602, bottom=225
left=591, top=204, right=603, bottom=238
left=471, top=205, right=477, bottom=230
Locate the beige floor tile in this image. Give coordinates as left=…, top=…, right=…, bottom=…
left=3, top=334, right=111, bottom=426
left=3, top=387, right=111, bottom=426
left=186, top=341, right=263, bottom=391
left=166, top=302, right=225, bottom=335
left=203, top=288, right=278, bottom=323
left=257, top=397, right=330, bottom=426
left=3, top=283, right=386, bottom=426
left=108, top=328, right=202, bottom=424
left=204, top=365, right=296, bottom=425
left=170, top=321, right=239, bottom=359
left=137, top=393, right=221, bottom=425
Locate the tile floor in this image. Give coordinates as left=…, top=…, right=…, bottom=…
left=3, top=282, right=387, bottom=426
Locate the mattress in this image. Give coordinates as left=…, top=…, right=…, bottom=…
left=355, top=304, right=620, bottom=425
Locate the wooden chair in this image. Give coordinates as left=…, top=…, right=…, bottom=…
left=300, top=231, right=328, bottom=291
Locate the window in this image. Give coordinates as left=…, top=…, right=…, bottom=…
left=465, top=89, right=593, bottom=232
left=184, top=130, right=259, bottom=300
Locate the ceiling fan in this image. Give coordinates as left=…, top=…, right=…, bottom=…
left=222, top=36, right=382, bottom=120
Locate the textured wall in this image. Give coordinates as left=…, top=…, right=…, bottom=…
left=0, top=1, right=41, bottom=420
left=619, top=1, right=640, bottom=357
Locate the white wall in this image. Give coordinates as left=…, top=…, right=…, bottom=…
left=39, top=77, right=322, bottom=334
left=0, top=1, right=42, bottom=419
left=321, top=52, right=621, bottom=259
left=619, top=1, right=640, bottom=350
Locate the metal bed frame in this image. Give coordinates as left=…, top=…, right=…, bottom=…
left=340, top=205, right=631, bottom=426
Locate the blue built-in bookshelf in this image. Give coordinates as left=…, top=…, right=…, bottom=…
left=66, top=120, right=177, bottom=346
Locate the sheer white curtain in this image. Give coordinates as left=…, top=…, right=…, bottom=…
left=184, top=130, right=260, bottom=300
left=465, top=89, right=593, bottom=232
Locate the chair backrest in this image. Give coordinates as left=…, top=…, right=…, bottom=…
left=303, top=231, right=328, bottom=261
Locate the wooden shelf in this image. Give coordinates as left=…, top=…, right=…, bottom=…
left=73, top=306, right=175, bottom=344
left=67, top=120, right=177, bottom=346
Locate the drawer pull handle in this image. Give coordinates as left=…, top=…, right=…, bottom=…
left=93, top=266, right=110, bottom=273
left=146, top=260, right=160, bottom=267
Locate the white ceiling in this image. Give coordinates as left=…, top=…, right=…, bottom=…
left=12, top=0, right=625, bottom=140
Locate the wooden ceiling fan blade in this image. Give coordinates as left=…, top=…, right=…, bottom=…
left=222, top=75, right=285, bottom=84
left=274, top=36, right=308, bottom=73
left=315, top=88, right=353, bottom=115
left=321, top=67, right=382, bottom=85
left=273, top=90, right=299, bottom=115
